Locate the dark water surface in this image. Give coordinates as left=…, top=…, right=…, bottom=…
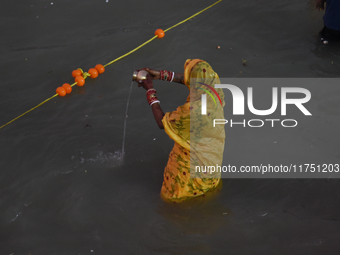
left=1, top=0, right=340, bottom=254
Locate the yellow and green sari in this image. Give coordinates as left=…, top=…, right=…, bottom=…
left=161, top=59, right=226, bottom=202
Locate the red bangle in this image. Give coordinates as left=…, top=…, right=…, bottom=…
left=159, top=70, right=174, bottom=82
left=160, top=70, right=165, bottom=81
left=146, top=88, right=156, bottom=97
left=146, top=89, right=160, bottom=106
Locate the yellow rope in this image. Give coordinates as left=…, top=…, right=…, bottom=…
left=0, top=0, right=222, bottom=130
left=163, top=0, right=222, bottom=33
left=0, top=94, right=59, bottom=129
left=104, top=36, right=158, bottom=67
left=103, top=0, right=222, bottom=68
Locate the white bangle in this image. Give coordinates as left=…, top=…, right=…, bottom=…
left=170, top=72, right=175, bottom=82
left=150, top=100, right=160, bottom=106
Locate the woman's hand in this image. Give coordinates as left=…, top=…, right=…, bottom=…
left=138, top=73, right=154, bottom=90
left=140, top=68, right=161, bottom=80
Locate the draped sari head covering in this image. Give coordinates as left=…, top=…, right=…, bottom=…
left=183, top=59, right=219, bottom=88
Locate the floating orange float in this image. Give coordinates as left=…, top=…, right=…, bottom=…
left=56, top=87, right=66, bottom=96
left=88, top=68, right=98, bottom=78
left=95, top=64, right=105, bottom=74
left=75, top=76, right=85, bottom=86
left=62, top=83, right=72, bottom=94
left=72, top=69, right=82, bottom=78
left=155, top=29, right=165, bottom=38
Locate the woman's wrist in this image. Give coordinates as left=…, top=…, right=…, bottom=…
left=160, top=70, right=175, bottom=82
left=146, top=88, right=160, bottom=106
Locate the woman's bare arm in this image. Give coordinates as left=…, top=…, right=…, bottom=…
left=172, top=73, right=184, bottom=84
left=141, top=68, right=184, bottom=85
left=151, top=103, right=165, bottom=129
left=138, top=74, right=165, bottom=129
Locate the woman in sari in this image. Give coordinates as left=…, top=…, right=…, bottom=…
left=137, top=59, right=226, bottom=202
